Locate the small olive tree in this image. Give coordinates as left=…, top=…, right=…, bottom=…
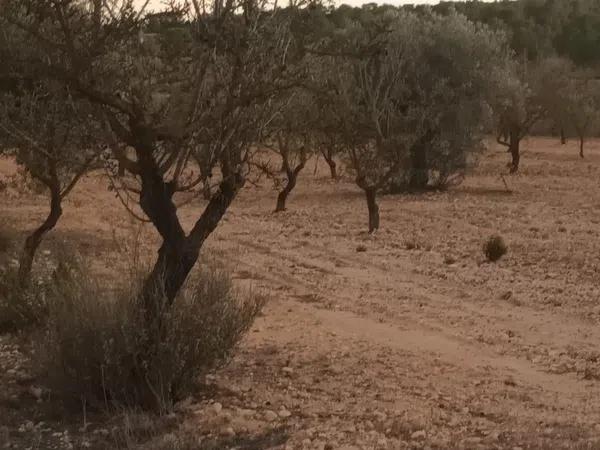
left=319, top=11, right=507, bottom=232
left=0, top=85, right=101, bottom=284
left=561, top=76, right=600, bottom=158
left=496, top=58, right=562, bottom=173
left=312, top=90, right=344, bottom=180
left=0, top=17, right=102, bottom=285
left=268, top=90, right=316, bottom=212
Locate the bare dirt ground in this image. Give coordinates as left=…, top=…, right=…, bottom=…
left=1, top=137, right=600, bottom=449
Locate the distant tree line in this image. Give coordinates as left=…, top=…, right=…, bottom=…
left=403, top=0, right=600, bottom=67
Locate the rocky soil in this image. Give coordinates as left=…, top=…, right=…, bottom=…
left=1, top=137, right=600, bottom=449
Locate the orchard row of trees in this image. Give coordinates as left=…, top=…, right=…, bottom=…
left=0, top=2, right=598, bottom=403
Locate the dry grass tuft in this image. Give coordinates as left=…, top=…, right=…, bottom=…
left=0, top=265, right=48, bottom=334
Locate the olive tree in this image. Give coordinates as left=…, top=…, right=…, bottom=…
left=311, top=69, right=345, bottom=181
left=0, top=84, right=101, bottom=285
left=390, top=13, right=508, bottom=192
left=2, top=0, right=301, bottom=315
left=320, top=11, right=508, bottom=232
left=531, top=57, right=600, bottom=159
left=268, top=89, right=316, bottom=212
left=496, top=58, right=561, bottom=173
left=0, top=20, right=102, bottom=285
left=556, top=74, right=600, bottom=159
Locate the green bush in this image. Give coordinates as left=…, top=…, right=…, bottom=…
left=38, top=261, right=264, bottom=412
left=483, top=235, right=508, bottom=262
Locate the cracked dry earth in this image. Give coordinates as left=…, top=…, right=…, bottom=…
left=2, top=137, right=600, bottom=449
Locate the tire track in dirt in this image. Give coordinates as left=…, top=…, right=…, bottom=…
left=209, top=231, right=600, bottom=406
left=220, top=230, right=600, bottom=356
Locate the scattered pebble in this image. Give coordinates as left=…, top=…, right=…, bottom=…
left=411, top=430, right=426, bottom=440
left=264, top=410, right=278, bottom=422
left=212, top=402, right=223, bottom=415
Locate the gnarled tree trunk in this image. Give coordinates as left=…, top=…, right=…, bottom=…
left=321, top=149, right=337, bottom=180
left=140, top=167, right=244, bottom=314
left=18, top=185, right=62, bottom=286
left=275, top=162, right=305, bottom=212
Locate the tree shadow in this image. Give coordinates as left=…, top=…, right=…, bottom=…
left=453, top=185, right=514, bottom=197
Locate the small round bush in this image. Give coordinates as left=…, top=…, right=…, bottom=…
left=483, top=235, right=507, bottom=262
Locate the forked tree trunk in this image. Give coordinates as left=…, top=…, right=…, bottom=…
left=135, top=165, right=242, bottom=411
left=18, top=186, right=62, bottom=286
left=365, top=188, right=379, bottom=233
left=140, top=170, right=244, bottom=313
left=137, top=162, right=187, bottom=315
left=275, top=162, right=305, bottom=213
left=117, top=122, right=245, bottom=329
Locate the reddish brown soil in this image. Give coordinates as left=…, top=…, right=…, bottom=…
left=1, top=137, right=600, bottom=449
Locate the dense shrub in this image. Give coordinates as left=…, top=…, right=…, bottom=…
left=483, top=235, right=508, bottom=262
left=37, top=260, right=264, bottom=412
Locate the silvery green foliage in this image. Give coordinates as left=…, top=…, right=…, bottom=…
left=415, top=12, right=508, bottom=186
left=494, top=57, right=568, bottom=143
left=562, top=77, right=600, bottom=143
left=538, top=58, right=600, bottom=152
left=320, top=10, right=510, bottom=190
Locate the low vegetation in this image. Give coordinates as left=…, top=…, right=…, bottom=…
left=38, top=258, right=263, bottom=412
left=0, top=265, right=48, bottom=333
left=483, top=235, right=508, bottom=262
